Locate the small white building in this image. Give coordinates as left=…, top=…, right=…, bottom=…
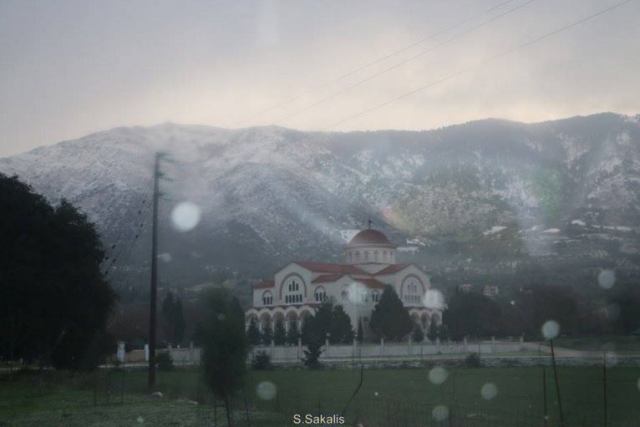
left=246, top=228, right=443, bottom=339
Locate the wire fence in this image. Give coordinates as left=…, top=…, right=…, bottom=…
left=3, top=362, right=640, bottom=427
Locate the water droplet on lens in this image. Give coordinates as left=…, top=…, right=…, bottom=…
left=171, top=202, right=201, bottom=232
left=256, top=381, right=277, bottom=400
left=481, top=382, right=498, bottom=400
left=428, top=366, right=448, bottom=385
left=432, top=405, right=449, bottom=421
left=542, top=320, right=560, bottom=340
left=598, top=269, right=616, bottom=289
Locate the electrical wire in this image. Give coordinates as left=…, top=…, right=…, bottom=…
left=274, top=0, right=538, bottom=126
left=327, top=0, right=636, bottom=130
left=240, top=0, right=521, bottom=126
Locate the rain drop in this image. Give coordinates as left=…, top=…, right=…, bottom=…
left=432, top=405, right=449, bottom=421
left=171, top=202, right=201, bottom=232
left=428, top=366, right=448, bottom=385
left=256, top=381, right=277, bottom=401
left=542, top=320, right=560, bottom=340
left=481, top=383, right=498, bottom=400
left=598, top=270, right=616, bottom=290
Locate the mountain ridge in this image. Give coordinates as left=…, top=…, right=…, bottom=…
left=1, top=112, right=639, bottom=297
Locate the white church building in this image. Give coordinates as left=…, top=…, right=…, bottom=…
left=245, top=228, right=443, bottom=339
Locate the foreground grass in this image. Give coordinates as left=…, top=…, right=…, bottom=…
left=2, top=364, right=640, bottom=426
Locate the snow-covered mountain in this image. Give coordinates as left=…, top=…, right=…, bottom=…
left=1, top=113, right=639, bottom=294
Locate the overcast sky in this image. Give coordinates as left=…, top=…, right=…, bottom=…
left=1, top=0, right=639, bottom=156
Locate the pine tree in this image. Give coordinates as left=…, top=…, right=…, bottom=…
left=174, top=298, right=185, bottom=344
left=161, top=292, right=186, bottom=345
left=246, top=318, right=262, bottom=346
left=286, top=323, right=300, bottom=346
left=262, top=324, right=273, bottom=345
left=369, top=285, right=413, bottom=341
left=301, top=317, right=323, bottom=369
left=428, top=319, right=439, bottom=342
left=330, top=305, right=354, bottom=344
left=273, top=319, right=286, bottom=345
left=198, top=288, right=248, bottom=427
left=412, top=324, right=424, bottom=343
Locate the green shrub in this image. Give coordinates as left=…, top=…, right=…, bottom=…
left=465, top=352, right=481, bottom=368
left=156, top=352, right=174, bottom=371
left=251, top=351, right=273, bottom=370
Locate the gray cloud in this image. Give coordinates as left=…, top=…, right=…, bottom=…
left=1, top=0, right=639, bottom=156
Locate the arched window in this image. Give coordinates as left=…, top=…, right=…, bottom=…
left=262, top=291, right=273, bottom=306
left=374, top=251, right=379, bottom=262
left=355, top=251, right=360, bottom=262
left=314, top=287, right=327, bottom=302
left=372, top=291, right=380, bottom=303
left=364, top=251, right=369, bottom=261
left=284, top=277, right=304, bottom=305
left=402, top=277, right=423, bottom=304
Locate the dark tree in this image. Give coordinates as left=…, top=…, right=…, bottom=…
left=246, top=318, right=262, bottom=346
left=427, top=320, right=439, bottom=342
left=330, top=305, right=354, bottom=344
left=412, top=324, right=424, bottom=343
left=301, top=302, right=332, bottom=345
left=300, top=318, right=323, bottom=369
left=0, top=174, right=116, bottom=369
left=173, top=298, right=185, bottom=343
left=443, top=293, right=502, bottom=340
left=369, top=285, right=413, bottom=341
left=161, top=292, right=186, bottom=345
left=286, top=323, right=300, bottom=345
left=438, top=324, right=450, bottom=341
left=262, top=324, right=273, bottom=345
left=356, top=321, right=364, bottom=343
left=273, top=319, right=286, bottom=345
left=198, top=288, right=248, bottom=426
left=515, top=285, right=580, bottom=339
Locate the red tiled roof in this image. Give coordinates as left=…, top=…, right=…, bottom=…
left=312, top=273, right=387, bottom=289
left=353, top=277, right=387, bottom=289
left=253, top=280, right=275, bottom=289
left=294, top=261, right=366, bottom=274
left=312, top=274, right=344, bottom=284
left=347, top=229, right=395, bottom=247
left=375, top=263, right=410, bottom=275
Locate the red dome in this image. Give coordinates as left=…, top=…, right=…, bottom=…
left=347, top=229, right=395, bottom=247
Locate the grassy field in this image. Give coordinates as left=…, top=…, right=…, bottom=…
left=2, top=364, right=640, bottom=426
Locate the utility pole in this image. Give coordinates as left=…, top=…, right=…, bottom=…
left=148, top=153, right=160, bottom=389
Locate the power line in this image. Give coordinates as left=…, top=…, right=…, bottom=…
left=240, top=0, right=519, bottom=126
left=328, top=0, right=636, bottom=130
left=274, top=0, right=538, bottom=126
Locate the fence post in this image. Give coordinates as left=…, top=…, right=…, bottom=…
left=543, top=366, right=548, bottom=427
left=380, top=338, right=384, bottom=356
left=603, top=351, right=608, bottom=427
left=549, top=339, right=565, bottom=427
left=325, top=336, right=330, bottom=359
